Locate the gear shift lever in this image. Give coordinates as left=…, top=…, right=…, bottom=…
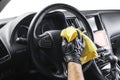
left=109, top=55, right=118, bottom=68
left=109, top=55, right=120, bottom=80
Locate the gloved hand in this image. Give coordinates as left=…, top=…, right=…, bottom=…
left=62, top=31, right=84, bottom=64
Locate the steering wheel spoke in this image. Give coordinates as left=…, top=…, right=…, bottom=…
left=35, top=30, right=61, bottom=48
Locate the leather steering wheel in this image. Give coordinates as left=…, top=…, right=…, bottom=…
left=28, top=3, right=94, bottom=78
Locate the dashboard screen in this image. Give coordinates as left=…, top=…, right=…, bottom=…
left=94, top=30, right=108, bottom=47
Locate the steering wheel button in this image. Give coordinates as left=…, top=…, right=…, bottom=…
left=38, top=34, right=52, bottom=48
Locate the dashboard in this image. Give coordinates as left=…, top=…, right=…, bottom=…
left=0, top=9, right=119, bottom=80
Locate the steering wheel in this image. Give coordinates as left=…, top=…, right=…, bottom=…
left=28, top=4, right=94, bottom=78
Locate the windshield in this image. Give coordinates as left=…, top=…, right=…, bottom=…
left=0, top=0, right=120, bottom=19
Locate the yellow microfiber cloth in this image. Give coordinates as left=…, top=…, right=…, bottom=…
left=60, top=26, right=98, bottom=64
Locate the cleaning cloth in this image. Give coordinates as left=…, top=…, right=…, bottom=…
left=61, top=26, right=98, bottom=64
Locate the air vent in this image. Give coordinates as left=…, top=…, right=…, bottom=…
left=0, top=40, right=10, bottom=63
left=66, top=18, right=78, bottom=27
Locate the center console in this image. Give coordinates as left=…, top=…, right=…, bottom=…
left=87, top=14, right=120, bottom=80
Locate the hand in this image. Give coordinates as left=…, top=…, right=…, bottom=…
left=62, top=32, right=84, bottom=64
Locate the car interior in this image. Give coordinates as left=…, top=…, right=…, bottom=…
left=0, top=2, right=120, bottom=80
